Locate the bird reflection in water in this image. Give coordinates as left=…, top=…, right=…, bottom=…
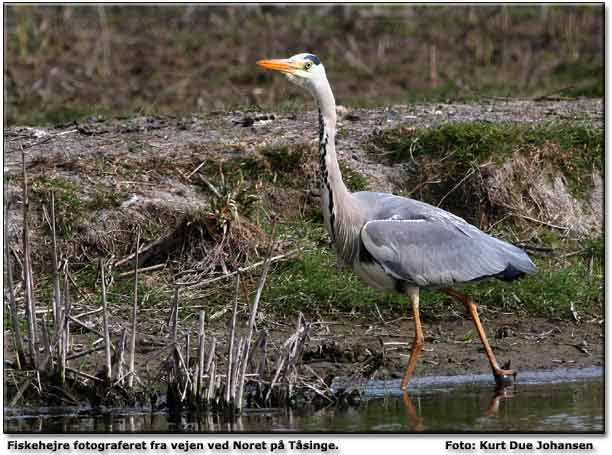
left=401, top=386, right=515, bottom=432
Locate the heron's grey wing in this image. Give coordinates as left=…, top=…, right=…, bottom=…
left=360, top=217, right=536, bottom=288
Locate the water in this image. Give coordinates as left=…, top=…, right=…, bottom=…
left=4, top=368, right=603, bottom=433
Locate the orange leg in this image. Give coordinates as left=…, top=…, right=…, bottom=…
left=443, top=288, right=516, bottom=387
left=400, top=288, right=424, bottom=391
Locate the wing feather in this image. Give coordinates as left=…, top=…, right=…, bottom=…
left=361, top=217, right=536, bottom=287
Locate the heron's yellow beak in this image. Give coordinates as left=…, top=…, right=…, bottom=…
left=256, top=59, right=301, bottom=74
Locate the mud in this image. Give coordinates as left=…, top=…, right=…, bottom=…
left=296, top=310, right=604, bottom=382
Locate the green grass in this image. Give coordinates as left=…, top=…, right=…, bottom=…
left=30, top=177, right=129, bottom=235
left=260, top=143, right=308, bottom=180
left=371, top=121, right=602, bottom=165
left=205, top=143, right=313, bottom=187
left=370, top=121, right=603, bottom=199
left=265, top=221, right=405, bottom=313
left=266, top=245, right=602, bottom=319
left=31, top=176, right=85, bottom=236
left=339, top=162, right=369, bottom=192
left=88, top=187, right=128, bottom=211
left=423, top=254, right=602, bottom=319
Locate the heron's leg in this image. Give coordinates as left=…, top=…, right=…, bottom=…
left=400, top=287, right=424, bottom=391
left=443, top=288, right=516, bottom=386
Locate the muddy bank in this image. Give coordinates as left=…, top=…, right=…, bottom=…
left=3, top=308, right=603, bottom=399
left=4, top=98, right=603, bottom=249
left=3, top=100, right=604, bottom=404
left=299, top=311, right=604, bottom=381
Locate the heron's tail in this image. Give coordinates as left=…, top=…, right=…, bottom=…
left=493, top=239, right=537, bottom=282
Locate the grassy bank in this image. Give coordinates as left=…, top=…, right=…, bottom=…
left=4, top=111, right=603, bottom=346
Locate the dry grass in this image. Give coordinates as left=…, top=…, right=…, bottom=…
left=5, top=5, right=603, bottom=125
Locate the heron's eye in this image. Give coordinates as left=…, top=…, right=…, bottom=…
left=304, top=61, right=313, bottom=71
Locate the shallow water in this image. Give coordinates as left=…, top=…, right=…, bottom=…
left=4, top=368, right=604, bottom=433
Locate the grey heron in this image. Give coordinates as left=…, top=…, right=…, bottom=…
left=257, top=53, right=536, bottom=390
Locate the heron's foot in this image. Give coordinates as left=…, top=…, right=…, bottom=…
left=493, top=360, right=516, bottom=388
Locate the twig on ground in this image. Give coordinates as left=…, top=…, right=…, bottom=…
left=178, top=249, right=299, bottom=288
left=21, top=147, right=38, bottom=369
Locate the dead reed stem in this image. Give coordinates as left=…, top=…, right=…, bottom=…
left=40, top=316, right=52, bottom=371
left=128, top=228, right=140, bottom=389
left=205, top=337, right=216, bottom=374
left=237, top=222, right=277, bottom=410
left=67, top=315, right=106, bottom=340
left=4, top=201, right=26, bottom=368
left=4, top=175, right=331, bottom=412
left=115, top=328, right=128, bottom=384
left=225, top=276, right=240, bottom=404
left=184, top=333, right=191, bottom=396
left=197, top=310, right=206, bottom=398
left=179, top=249, right=299, bottom=288
left=171, top=288, right=179, bottom=342
left=21, top=147, right=38, bottom=369
left=49, top=192, right=61, bottom=326
left=232, top=338, right=244, bottom=403
left=100, top=260, right=112, bottom=382
left=59, top=273, right=71, bottom=384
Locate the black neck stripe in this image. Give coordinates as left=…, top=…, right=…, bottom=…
left=318, top=109, right=335, bottom=242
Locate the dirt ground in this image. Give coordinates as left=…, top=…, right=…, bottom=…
left=4, top=98, right=602, bottom=232
left=298, top=310, right=604, bottom=381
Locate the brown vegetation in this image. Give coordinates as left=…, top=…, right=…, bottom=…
left=5, top=5, right=603, bottom=125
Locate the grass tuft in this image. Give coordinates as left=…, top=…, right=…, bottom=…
left=339, top=162, right=369, bottom=192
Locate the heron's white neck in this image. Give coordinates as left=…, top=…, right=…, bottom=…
left=312, top=79, right=361, bottom=263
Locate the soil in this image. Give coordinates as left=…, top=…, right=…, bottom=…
left=3, top=99, right=604, bottom=391
left=4, top=98, right=603, bottom=234
left=198, top=304, right=604, bottom=383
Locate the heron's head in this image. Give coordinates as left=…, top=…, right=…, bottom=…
left=257, top=53, right=327, bottom=94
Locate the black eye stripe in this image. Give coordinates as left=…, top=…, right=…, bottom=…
left=304, top=54, right=321, bottom=65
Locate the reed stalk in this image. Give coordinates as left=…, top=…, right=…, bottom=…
left=237, top=222, right=277, bottom=410
left=225, top=276, right=239, bottom=404
left=49, top=192, right=61, bottom=326
left=197, top=310, right=206, bottom=398
left=21, top=148, right=38, bottom=368
left=4, top=201, right=26, bottom=368
left=100, top=260, right=112, bottom=382
left=128, top=228, right=140, bottom=388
